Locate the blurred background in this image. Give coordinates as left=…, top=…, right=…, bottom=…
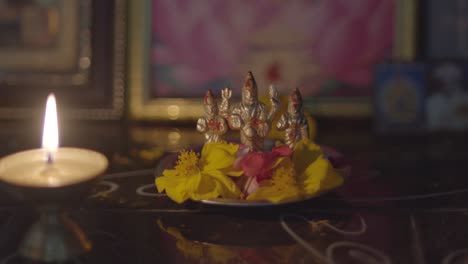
left=1, top=2, right=468, bottom=263
left=0, top=0, right=466, bottom=160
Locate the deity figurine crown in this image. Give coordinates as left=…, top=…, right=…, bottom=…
left=243, top=71, right=258, bottom=98
left=204, top=89, right=216, bottom=107
left=290, top=88, right=302, bottom=107
left=198, top=71, right=309, bottom=151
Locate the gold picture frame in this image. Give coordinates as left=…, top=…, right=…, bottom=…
left=129, top=0, right=416, bottom=120
left=0, top=0, right=89, bottom=87
left=0, top=0, right=80, bottom=71
left=0, top=0, right=126, bottom=120
left=128, top=0, right=202, bottom=121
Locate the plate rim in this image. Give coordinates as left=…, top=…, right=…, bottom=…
left=199, top=191, right=331, bottom=207
left=199, top=197, right=303, bottom=207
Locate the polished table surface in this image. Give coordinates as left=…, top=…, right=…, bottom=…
left=0, top=120, right=467, bottom=264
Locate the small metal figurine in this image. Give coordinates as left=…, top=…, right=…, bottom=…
left=268, top=84, right=280, bottom=121
left=220, top=71, right=280, bottom=151
left=197, top=89, right=228, bottom=143
left=277, top=88, right=309, bottom=149
left=219, top=86, right=231, bottom=120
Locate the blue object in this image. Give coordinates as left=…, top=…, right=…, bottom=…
left=374, top=64, right=426, bottom=131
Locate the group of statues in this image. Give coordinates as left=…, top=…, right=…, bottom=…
left=196, top=71, right=309, bottom=151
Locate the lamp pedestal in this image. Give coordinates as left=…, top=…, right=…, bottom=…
left=19, top=207, right=91, bottom=262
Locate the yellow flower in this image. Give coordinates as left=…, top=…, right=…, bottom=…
left=247, top=161, right=302, bottom=202
left=155, top=142, right=242, bottom=203
left=247, top=139, right=344, bottom=203
left=293, top=139, right=344, bottom=198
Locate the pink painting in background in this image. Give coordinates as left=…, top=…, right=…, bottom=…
left=151, top=0, right=394, bottom=98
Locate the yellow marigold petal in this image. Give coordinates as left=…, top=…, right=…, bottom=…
left=247, top=164, right=302, bottom=203
left=155, top=176, right=190, bottom=204
left=299, top=157, right=344, bottom=196
left=247, top=184, right=302, bottom=203
left=225, top=169, right=244, bottom=177
left=189, top=172, right=220, bottom=200
left=173, top=150, right=199, bottom=176
left=246, top=184, right=277, bottom=201
left=293, top=139, right=324, bottom=175
left=161, top=169, right=177, bottom=178
left=185, top=172, right=201, bottom=196
left=155, top=172, right=180, bottom=192
left=201, top=170, right=241, bottom=199
left=200, top=142, right=242, bottom=176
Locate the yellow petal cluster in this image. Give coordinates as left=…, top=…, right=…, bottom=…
left=247, top=139, right=344, bottom=203
left=247, top=161, right=302, bottom=202
left=155, top=142, right=242, bottom=203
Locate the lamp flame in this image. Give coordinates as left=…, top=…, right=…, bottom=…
left=42, top=94, right=59, bottom=161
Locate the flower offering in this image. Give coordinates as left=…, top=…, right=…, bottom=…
left=156, top=72, right=345, bottom=203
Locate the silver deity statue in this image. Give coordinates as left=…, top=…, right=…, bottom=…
left=197, top=89, right=228, bottom=143
left=276, top=88, right=309, bottom=149
left=220, top=71, right=279, bottom=151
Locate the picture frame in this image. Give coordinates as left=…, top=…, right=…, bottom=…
left=393, top=0, right=418, bottom=61
left=0, top=0, right=82, bottom=72
left=129, top=0, right=202, bottom=121
left=0, top=0, right=126, bottom=120
left=374, top=63, right=426, bottom=132
left=129, top=0, right=416, bottom=121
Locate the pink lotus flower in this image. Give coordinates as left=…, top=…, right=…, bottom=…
left=234, top=145, right=292, bottom=195
left=234, top=145, right=292, bottom=188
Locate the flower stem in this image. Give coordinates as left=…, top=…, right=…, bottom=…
left=243, top=176, right=255, bottom=196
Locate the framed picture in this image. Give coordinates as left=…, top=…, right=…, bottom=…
left=374, top=62, right=468, bottom=132
left=129, top=0, right=415, bottom=120
left=393, top=0, right=417, bottom=61
left=374, top=63, right=426, bottom=132
left=0, top=0, right=82, bottom=72
left=0, top=0, right=126, bottom=119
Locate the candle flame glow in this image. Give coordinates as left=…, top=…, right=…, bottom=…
left=42, top=94, right=59, bottom=158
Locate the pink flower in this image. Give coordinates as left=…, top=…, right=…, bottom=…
left=234, top=145, right=292, bottom=195
left=235, top=145, right=292, bottom=182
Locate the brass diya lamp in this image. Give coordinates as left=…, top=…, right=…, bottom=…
left=0, top=95, right=108, bottom=262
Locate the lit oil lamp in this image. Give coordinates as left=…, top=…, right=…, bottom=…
left=0, top=94, right=108, bottom=262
